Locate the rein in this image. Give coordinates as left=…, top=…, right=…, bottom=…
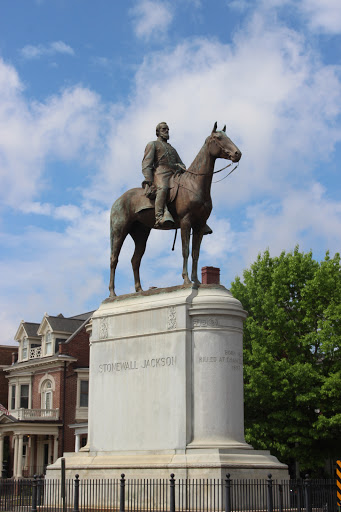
left=178, top=160, right=239, bottom=183
left=213, top=162, right=239, bottom=183
left=181, top=161, right=233, bottom=176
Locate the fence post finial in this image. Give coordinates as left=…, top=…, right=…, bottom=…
left=170, top=473, right=175, bottom=512
left=267, top=474, right=273, bottom=512
left=31, top=474, right=38, bottom=512
left=120, top=473, right=125, bottom=512
left=73, top=474, right=80, bottom=512
left=225, top=474, right=231, bottom=512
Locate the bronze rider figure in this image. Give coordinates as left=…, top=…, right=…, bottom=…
left=142, top=122, right=212, bottom=234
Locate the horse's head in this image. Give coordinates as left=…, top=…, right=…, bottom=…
left=206, top=122, right=242, bottom=162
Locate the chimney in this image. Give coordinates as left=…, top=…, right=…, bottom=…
left=201, top=266, right=220, bottom=285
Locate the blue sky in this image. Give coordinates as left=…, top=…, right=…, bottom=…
left=1, top=0, right=341, bottom=343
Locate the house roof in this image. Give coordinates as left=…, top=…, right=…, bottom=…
left=46, top=315, right=85, bottom=334
left=69, top=311, right=95, bottom=321
left=14, top=321, right=40, bottom=341
left=23, top=322, right=40, bottom=338
left=15, top=312, right=94, bottom=341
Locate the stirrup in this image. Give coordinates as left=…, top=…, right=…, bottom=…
left=162, top=208, right=175, bottom=228
left=154, top=208, right=175, bottom=229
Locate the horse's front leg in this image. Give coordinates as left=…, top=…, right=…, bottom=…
left=191, top=227, right=204, bottom=286
left=180, top=220, right=191, bottom=285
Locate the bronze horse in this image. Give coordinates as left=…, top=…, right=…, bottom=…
left=109, top=123, right=241, bottom=297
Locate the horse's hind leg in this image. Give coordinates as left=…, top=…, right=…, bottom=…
left=109, top=221, right=129, bottom=298
left=129, top=223, right=151, bottom=292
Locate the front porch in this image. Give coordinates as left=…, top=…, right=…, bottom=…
left=0, top=413, right=61, bottom=478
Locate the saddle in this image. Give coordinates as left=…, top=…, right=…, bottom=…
left=135, top=175, right=181, bottom=214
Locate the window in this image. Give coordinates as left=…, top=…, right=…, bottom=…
left=45, top=332, right=53, bottom=355
left=22, top=337, right=28, bottom=360
left=75, top=372, right=89, bottom=421
left=20, top=385, right=29, bottom=409
left=80, top=380, right=88, bottom=407
left=11, top=385, right=16, bottom=410
left=41, top=380, right=53, bottom=409
left=45, top=391, right=52, bottom=409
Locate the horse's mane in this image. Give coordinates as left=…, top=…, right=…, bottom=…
left=186, top=140, right=208, bottom=176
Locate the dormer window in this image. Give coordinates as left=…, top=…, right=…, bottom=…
left=22, top=337, right=28, bottom=360
left=45, top=332, right=53, bottom=355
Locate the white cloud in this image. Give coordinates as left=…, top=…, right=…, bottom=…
left=230, top=0, right=341, bottom=35
left=0, top=205, right=110, bottom=342
left=20, top=41, right=75, bottom=59
left=91, top=56, right=111, bottom=69
left=239, top=183, right=341, bottom=271
left=300, top=0, right=341, bottom=34
left=20, top=202, right=82, bottom=221
left=228, top=0, right=251, bottom=11
left=130, top=0, right=174, bottom=40
left=0, top=58, right=106, bottom=208
left=50, top=41, right=74, bottom=55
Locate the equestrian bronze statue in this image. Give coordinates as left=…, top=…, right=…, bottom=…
left=109, top=122, right=241, bottom=297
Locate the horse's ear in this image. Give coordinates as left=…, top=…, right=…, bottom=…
left=212, top=122, right=217, bottom=133
left=222, top=125, right=226, bottom=132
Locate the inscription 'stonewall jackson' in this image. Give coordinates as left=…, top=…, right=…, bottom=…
left=98, top=356, right=176, bottom=373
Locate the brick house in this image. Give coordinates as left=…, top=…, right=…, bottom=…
left=0, top=311, right=92, bottom=478
left=0, top=345, right=18, bottom=411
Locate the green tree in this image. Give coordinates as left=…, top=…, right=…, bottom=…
left=231, top=247, right=341, bottom=476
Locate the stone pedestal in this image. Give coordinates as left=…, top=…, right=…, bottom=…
left=47, top=284, right=288, bottom=480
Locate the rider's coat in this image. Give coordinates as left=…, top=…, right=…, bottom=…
left=142, top=138, right=185, bottom=189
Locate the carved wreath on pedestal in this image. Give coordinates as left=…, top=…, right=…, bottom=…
left=99, top=317, right=109, bottom=339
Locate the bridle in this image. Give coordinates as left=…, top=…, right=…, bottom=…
left=177, top=134, right=239, bottom=180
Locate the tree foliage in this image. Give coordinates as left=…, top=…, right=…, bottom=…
left=231, top=247, right=341, bottom=476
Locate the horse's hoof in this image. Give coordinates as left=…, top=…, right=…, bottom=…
left=135, top=286, right=143, bottom=292
left=183, top=277, right=191, bottom=285
left=109, top=291, right=116, bottom=298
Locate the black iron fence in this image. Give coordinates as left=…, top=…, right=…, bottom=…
left=0, top=474, right=337, bottom=512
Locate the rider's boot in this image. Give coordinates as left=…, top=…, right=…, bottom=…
left=154, top=188, right=174, bottom=229
left=203, top=224, right=213, bottom=235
